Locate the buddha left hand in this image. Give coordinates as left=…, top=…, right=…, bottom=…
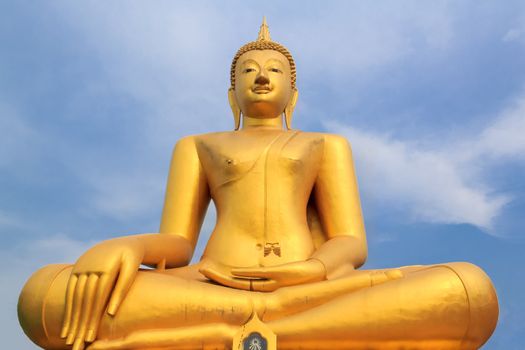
left=200, top=259, right=326, bottom=292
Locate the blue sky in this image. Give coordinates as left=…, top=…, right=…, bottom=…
left=1, top=1, right=524, bottom=348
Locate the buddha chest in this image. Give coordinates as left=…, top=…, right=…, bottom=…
left=195, top=130, right=325, bottom=196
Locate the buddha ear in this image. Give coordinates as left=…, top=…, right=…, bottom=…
left=228, top=88, right=241, bottom=130
left=284, top=89, right=299, bottom=130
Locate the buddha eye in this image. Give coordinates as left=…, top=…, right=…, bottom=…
left=243, top=68, right=256, bottom=73
left=269, top=68, right=282, bottom=73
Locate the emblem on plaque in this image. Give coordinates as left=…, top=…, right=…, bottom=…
left=243, top=332, right=267, bottom=350
left=233, top=313, right=276, bottom=350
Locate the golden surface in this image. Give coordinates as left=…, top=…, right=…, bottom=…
left=18, top=19, right=498, bottom=350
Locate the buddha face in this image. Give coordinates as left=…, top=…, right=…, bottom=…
left=233, top=49, right=293, bottom=119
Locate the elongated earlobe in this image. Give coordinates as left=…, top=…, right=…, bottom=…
left=228, top=88, right=241, bottom=130
left=284, top=89, right=299, bottom=130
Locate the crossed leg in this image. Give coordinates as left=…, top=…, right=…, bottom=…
left=19, top=263, right=497, bottom=350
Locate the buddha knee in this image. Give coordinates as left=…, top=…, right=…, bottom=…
left=442, top=262, right=499, bottom=347
left=18, top=264, right=71, bottom=350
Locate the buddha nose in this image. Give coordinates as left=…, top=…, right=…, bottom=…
left=255, top=70, right=270, bottom=85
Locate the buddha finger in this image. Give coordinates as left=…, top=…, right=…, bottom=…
left=107, top=256, right=139, bottom=316
left=199, top=267, right=251, bottom=290
left=369, top=269, right=404, bottom=286
left=74, top=273, right=99, bottom=349
left=233, top=262, right=306, bottom=281
left=385, top=269, right=404, bottom=280
left=251, top=279, right=279, bottom=292
left=231, top=267, right=271, bottom=279
left=87, top=338, right=126, bottom=350
left=86, top=274, right=112, bottom=342
left=67, top=274, right=88, bottom=344
left=199, top=266, right=224, bottom=283
left=61, top=274, right=78, bottom=338
left=72, top=338, right=85, bottom=350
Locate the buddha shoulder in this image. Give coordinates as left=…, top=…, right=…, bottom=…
left=170, top=132, right=353, bottom=159
left=297, top=131, right=354, bottom=157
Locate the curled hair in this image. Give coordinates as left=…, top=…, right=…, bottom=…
left=230, top=40, right=296, bottom=89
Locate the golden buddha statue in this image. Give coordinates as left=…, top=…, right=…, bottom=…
left=18, top=19, right=498, bottom=350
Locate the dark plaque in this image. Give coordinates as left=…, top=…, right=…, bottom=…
left=243, top=332, right=268, bottom=350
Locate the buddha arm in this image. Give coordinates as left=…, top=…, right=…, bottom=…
left=311, top=134, right=367, bottom=277
left=119, top=135, right=210, bottom=269
left=158, top=135, right=211, bottom=267
left=125, top=233, right=194, bottom=268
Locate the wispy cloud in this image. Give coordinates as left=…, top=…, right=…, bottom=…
left=85, top=170, right=165, bottom=220
left=471, top=95, right=525, bottom=160
left=293, top=2, right=456, bottom=78
left=0, top=101, right=40, bottom=169
left=502, top=11, right=525, bottom=43
left=0, top=210, right=31, bottom=232
left=327, top=91, right=525, bottom=232
left=503, top=28, right=523, bottom=43
left=51, top=2, right=235, bottom=137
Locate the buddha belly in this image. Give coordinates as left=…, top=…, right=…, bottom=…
left=205, top=179, right=315, bottom=267
left=202, top=218, right=315, bottom=268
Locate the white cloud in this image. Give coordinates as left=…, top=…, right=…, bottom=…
left=86, top=170, right=166, bottom=220
left=502, top=12, right=525, bottom=44
left=473, top=96, right=525, bottom=159
left=327, top=91, right=525, bottom=232
left=51, top=2, right=235, bottom=138
left=290, top=2, right=455, bottom=82
left=0, top=210, right=18, bottom=228
left=331, top=124, right=508, bottom=230
left=0, top=101, right=40, bottom=169
left=0, top=210, right=33, bottom=233
left=503, top=28, right=523, bottom=42
left=19, top=234, right=96, bottom=264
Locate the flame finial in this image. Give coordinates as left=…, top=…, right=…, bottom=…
left=257, top=16, right=271, bottom=41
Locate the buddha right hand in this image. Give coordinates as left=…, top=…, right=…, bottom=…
left=60, top=237, right=145, bottom=350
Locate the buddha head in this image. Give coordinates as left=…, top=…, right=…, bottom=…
left=229, top=18, right=299, bottom=130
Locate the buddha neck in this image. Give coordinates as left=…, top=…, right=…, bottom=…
left=241, top=115, right=284, bottom=130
